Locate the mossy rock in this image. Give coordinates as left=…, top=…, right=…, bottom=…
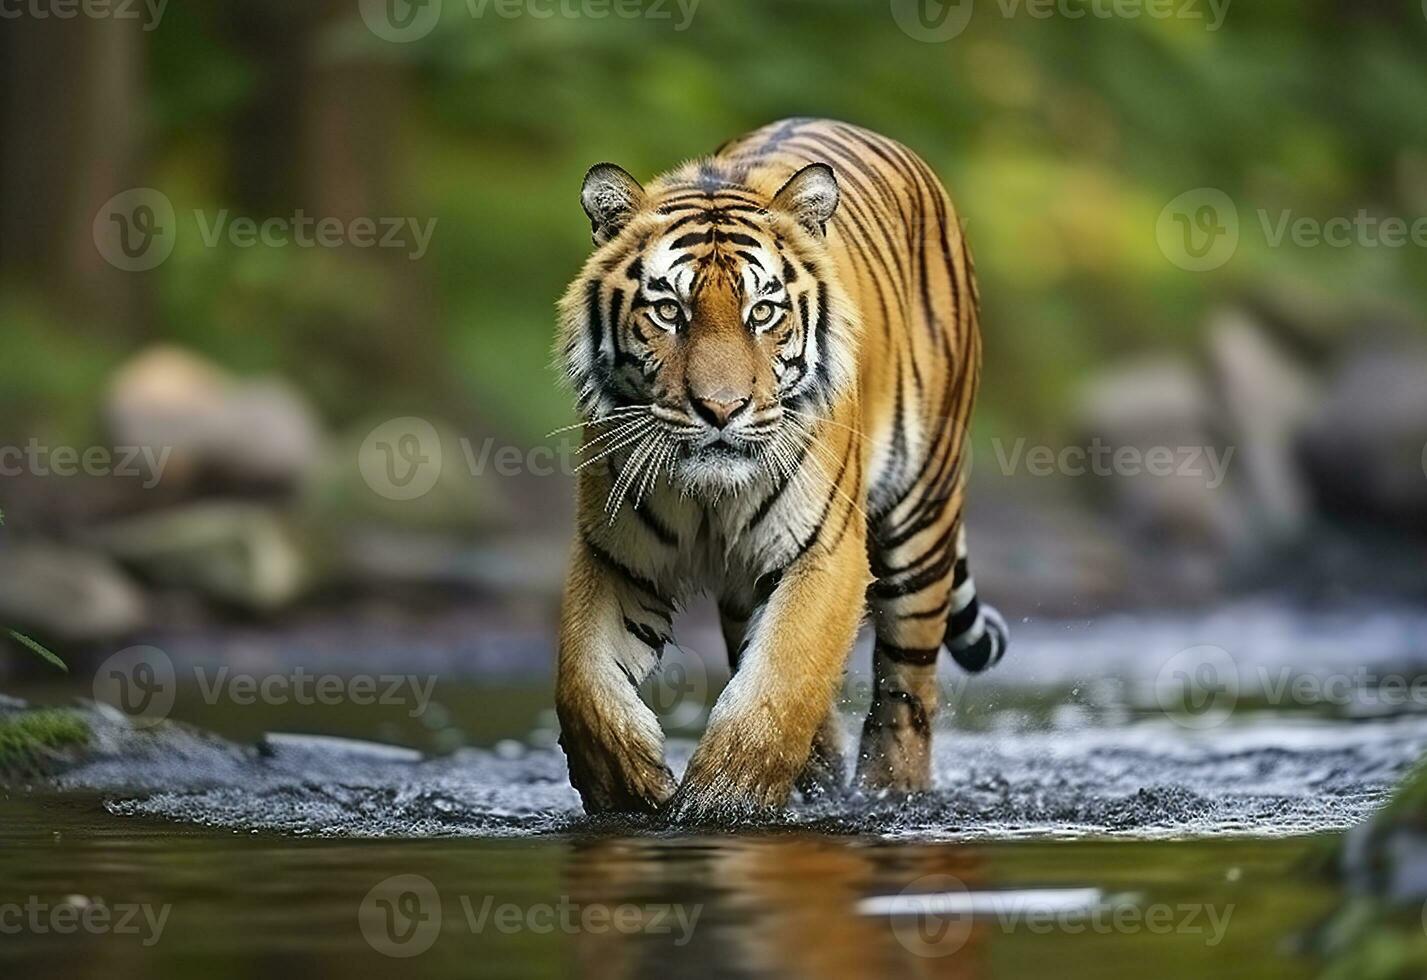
left=1310, top=760, right=1427, bottom=980
left=0, top=708, right=90, bottom=781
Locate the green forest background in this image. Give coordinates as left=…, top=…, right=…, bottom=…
left=4, top=0, right=1426, bottom=447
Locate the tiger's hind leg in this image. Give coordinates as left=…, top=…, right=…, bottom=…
left=857, top=502, right=1008, bottom=793
left=855, top=501, right=960, bottom=793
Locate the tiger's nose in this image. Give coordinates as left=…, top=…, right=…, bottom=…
left=691, top=392, right=750, bottom=429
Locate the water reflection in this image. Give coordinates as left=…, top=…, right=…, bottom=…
left=564, top=835, right=991, bottom=979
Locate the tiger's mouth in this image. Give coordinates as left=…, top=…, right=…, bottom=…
left=672, top=434, right=765, bottom=496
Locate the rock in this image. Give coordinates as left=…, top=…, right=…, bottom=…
left=1207, top=309, right=1318, bottom=540
left=0, top=545, right=146, bottom=642
left=1307, top=760, right=1427, bottom=979
left=104, top=345, right=324, bottom=495
left=0, top=701, right=252, bottom=789
left=1300, top=343, right=1427, bottom=528
left=0, top=707, right=91, bottom=782
left=1076, top=358, right=1244, bottom=551
left=258, top=733, right=423, bottom=764
left=86, top=503, right=311, bottom=612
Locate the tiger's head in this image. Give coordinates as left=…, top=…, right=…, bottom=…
left=557, top=160, right=857, bottom=500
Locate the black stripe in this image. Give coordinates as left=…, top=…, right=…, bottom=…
left=950, top=633, right=996, bottom=673
left=788, top=433, right=853, bottom=562
left=584, top=278, right=604, bottom=362
left=634, top=499, right=678, bottom=547
left=623, top=617, right=668, bottom=652
left=863, top=689, right=930, bottom=736
left=748, top=439, right=811, bottom=530
left=581, top=534, right=666, bottom=605
left=945, top=597, right=980, bottom=638
left=671, top=230, right=712, bottom=249
left=877, top=642, right=939, bottom=666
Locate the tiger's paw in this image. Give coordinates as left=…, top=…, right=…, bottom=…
left=663, top=782, right=776, bottom=826
left=662, top=760, right=785, bottom=825
left=558, top=729, right=676, bottom=815
left=854, top=710, right=933, bottom=795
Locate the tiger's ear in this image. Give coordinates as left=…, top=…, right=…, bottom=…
left=581, top=163, right=646, bottom=246
left=771, top=163, right=839, bottom=236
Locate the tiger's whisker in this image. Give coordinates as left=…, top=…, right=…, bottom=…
left=575, top=420, right=657, bottom=471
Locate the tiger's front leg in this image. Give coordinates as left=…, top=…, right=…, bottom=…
left=556, top=537, right=677, bottom=814
left=665, top=524, right=869, bottom=823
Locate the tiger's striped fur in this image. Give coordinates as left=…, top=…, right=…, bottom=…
left=554, top=118, right=1006, bottom=822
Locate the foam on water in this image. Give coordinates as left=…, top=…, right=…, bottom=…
left=77, top=712, right=1427, bottom=840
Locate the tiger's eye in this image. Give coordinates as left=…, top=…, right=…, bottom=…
left=750, top=302, right=775, bottom=325
left=653, top=300, right=681, bottom=324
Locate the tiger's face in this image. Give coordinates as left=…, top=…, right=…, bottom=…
left=558, top=162, right=856, bottom=499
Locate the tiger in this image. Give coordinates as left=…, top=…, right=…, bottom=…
left=553, top=118, right=1007, bottom=823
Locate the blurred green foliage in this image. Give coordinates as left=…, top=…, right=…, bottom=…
left=6, top=0, right=1427, bottom=443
